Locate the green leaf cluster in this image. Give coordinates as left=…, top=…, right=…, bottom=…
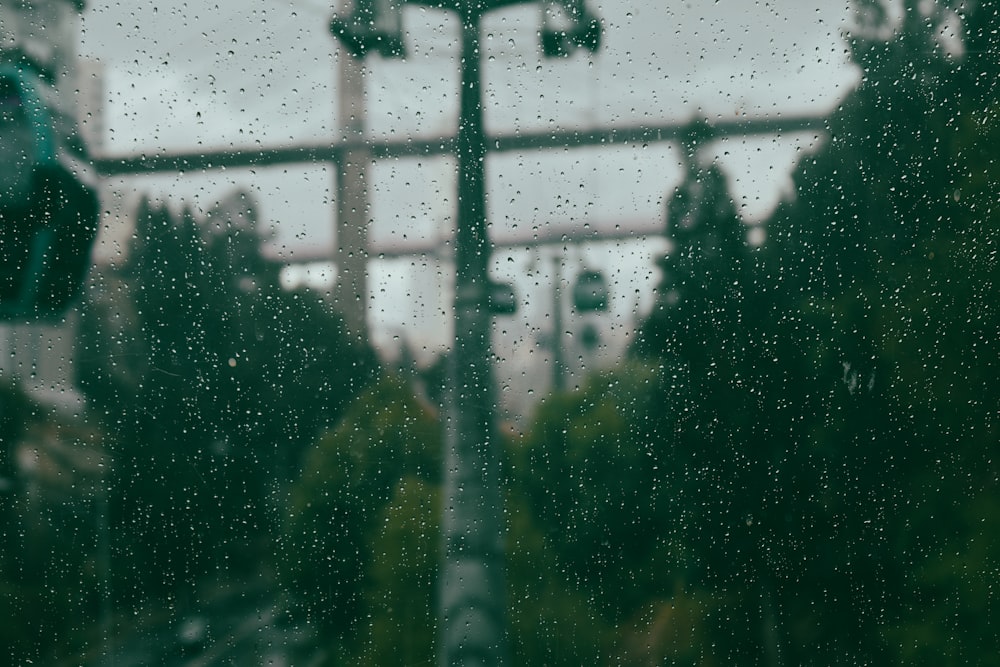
left=76, top=192, right=378, bottom=606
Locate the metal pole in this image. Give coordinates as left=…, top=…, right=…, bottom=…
left=98, top=473, right=114, bottom=666
left=439, top=5, right=507, bottom=665
left=334, top=48, right=370, bottom=341
left=93, top=118, right=828, bottom=177
left=552, top=255, right=565, bottom=393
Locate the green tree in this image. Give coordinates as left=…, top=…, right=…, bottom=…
left=506, top=487, right=619, bottom=666
left=622, top=2, right=1000, bottom=663
left=511, top=363, right=679, bottom=620
left=281, top=374, right=441, bottom=655
left=357, top=476, right=441, bottom=667
left=509, top=363, right=673, bottom=664
left=766, top=4, right=1000, bottom=664
left=0, top=382, right=104, bottom=665
left=78, top=193, right=378, bottom=605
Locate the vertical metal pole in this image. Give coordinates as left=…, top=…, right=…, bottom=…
left=440, top=5, right=507, bottom=666
left=551, top=255, right=565, bottom=393
left=334, top=48, right=370, bottom=341
left=98, top=474, right=114, bottom=666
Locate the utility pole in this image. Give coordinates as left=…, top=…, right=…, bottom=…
left=330, top=3, right=601, bottom=665
left=333, top=48, right=371, bottom=342
left=437, top=8, right=507, bottom=663
left=551, top=256, right=566, bottom=393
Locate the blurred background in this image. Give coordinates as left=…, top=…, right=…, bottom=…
left=1, top=0, right=997, bottom=665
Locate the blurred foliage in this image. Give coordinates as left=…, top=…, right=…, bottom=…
left=621, top=1, right=1000, bottom=664
left=281, top=373, right=441, bottom=657
left=76, top=192, right=379, bottom=605
left=284, top=371, right=620, bottom=665
left=506, top=488, right=618, bottom=666
left=511, top=363, right=679, bottom=622
left=0, top=382, right=106, bottom=665
left=358, top=476, right=441, bottom=667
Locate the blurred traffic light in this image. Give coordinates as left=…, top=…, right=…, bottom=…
left=0, top=65, right=98, bottom=320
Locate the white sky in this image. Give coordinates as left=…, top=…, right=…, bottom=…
left=77, top=0, right=861, bottom=394
left=80, top=0, right=859, bottom=227
left=81, top=1, right=858, bottom=141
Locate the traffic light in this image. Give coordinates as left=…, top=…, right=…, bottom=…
left=0, top=65, right=99, bottom=320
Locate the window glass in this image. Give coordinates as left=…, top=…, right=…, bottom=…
left=1, top=0, right=996, bottom=664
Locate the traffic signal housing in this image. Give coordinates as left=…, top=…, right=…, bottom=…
left=0, top=65, right=99, bottom=320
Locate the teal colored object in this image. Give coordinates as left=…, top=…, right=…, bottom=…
left=0, top=66, right=57, bottom=206
left=0, top=64, right=99, bottom=320
left=7, top=66, right=56, bottom=159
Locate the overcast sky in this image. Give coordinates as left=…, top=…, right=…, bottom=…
left=81, top=1, right=857, bottom=144
left=79, top=0, right=859, bottom=235
left=77, top=0, right=862, bottom=381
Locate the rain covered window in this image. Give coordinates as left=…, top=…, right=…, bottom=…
left=1, top=0, right=997, bottom=664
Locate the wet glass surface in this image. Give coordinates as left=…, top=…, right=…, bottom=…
left=1, top=1, right=997, bottom=664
